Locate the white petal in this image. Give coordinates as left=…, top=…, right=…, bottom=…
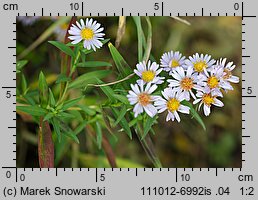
left=203, top=105, right=211, bottom=116
left=178, top=105, right=190, bottom=114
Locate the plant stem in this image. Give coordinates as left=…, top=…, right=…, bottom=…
left=134, top=125, right=162, bottom=168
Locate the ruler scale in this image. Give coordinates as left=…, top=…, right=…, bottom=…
left=1, top=0, right=257, bottom=199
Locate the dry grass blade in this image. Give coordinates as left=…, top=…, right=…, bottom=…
left=18, top=17, right=71, bottom=59
left=115, top=16, right=126, bottom=48
left=171, top=16, right=191, bottom=26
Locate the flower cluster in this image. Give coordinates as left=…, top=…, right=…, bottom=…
left=127, top=52, right=239, bottom=122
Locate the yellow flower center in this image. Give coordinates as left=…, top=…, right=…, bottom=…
left=80, top=28, right=94, bottom=40
left=202, top=94, right=215, bottom=106
left=194, top=61, right=207, bottom=72
left=142, top=70, right=155, bottom=82
left=138, top=93, right=151, bottom=106
left=223, top=69, right=232, bottom=79
left=207, top=76, right=219, bottom=89
left=180, top=77, right=193, bottom=91
left=170, top=60, right=179, bottom=68
left=167, top=98, right=180, bottom=112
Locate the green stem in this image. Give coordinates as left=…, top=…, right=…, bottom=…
left=135, top=124, right=162, bottom=168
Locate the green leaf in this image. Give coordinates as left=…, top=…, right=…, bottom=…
left=63, top=131, right=80, bottom=144
left=97, top=79, right=116, bottom=102
left=43, top=112, right=55, bottom=121
left=182, top=100, right=206, bottom=131
left=49, top=41, right=75, bottom=58
left=56, top=74, right=71, bottom=84
left=132, top=17, right=144, bottom=62
left=21, top=74, right=28, bottom=95
left=69, top=70, right=111, bottom=89
left=74, top=121, right=88, bottom=135
left=77, top=105, right=96, bottom=116
left=17, top=105, right=47, bottom=117
left=111, top=107, right=132, bottom=139
left=38, top=71, right=49, bottom=108
left=51, top=118, right=61, bottom=142
left=108, top=42, right=132, bottom=77
left=113, top=94, right=129, bottom=104
left=62, top=96, right=83, bottom=111
left=142, top=115, right=157, bottom=139
left=114, top=105, right=127, bottom=126
left=57, top=112, right=76, bottom=120
left=77, top=61, right=112, bottom=68
left=48, top=88, right=56, bottom=107
left=16, top=60, right=28, bottom=72
left=95, top=122, right=102, bottom=149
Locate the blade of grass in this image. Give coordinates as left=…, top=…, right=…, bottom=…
left=142, top=17, right=152, bottom=62
left=18, top=17, right=71, bottom=59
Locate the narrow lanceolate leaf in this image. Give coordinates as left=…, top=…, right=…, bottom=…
left=97, top=79, right=116, bottom=102
left=114, top=105, right=127, bottom=126
left=38, top=71, right=49, bottom=108
left=43, top=112, right=55, bottom=121
left=38, top=117, right=54, bottom=168
left=16, top=60, right=28, bottom=73
left=111, top=107, right=132, bottom=139
left=69, top=70, right=111, bottom=89
left=77, top=61, right=112, bottom=68
left=95, top=122, right=102, bottom=149
left=17, top=105, right=47, bottom=117
left=132, top=17, right=144, bottom=62
left=49, top=41, right=75, bottom=58
left=142, top=115, right=157, bottom=140
left=182, top=100, right=206, bottom=131
left=52, top=117, right=61, bottom=142
left=62, top=96, right=83, bottom=111
left=48, top=88, right=56, bottom=107
left=108, top=42, right=132, bottom=77
left=21, top=74, right=28, bottom=95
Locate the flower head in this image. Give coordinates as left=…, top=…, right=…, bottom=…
left=167, top=66, right=199, bottom=100
left=134, top=61, right=164, bottom=85
left=216, top=58, right=240, bottom=91
left=127, top=82, right=158, bottom=118
left=160, top=51, right=186, bottom=74
left=154, top=88, right=190, bottom=122
left=68, top=18, right=105, bottom=51
left=193, top=88, right=224, bottom=116
left=185, top=53, right=215, bottom=75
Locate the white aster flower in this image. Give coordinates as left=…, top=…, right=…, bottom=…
left=68, top=18, right=105, bottom=51
left=185, top=53, right=215, bottom=76
left=134, top=61, right=164, bottom=85
left=217, top=58, right=240, bottom=90
left=160, top=51, right=186, bottom=74
left=197, top=65, right=226, bottom=97
left=193, top=89, right=224, bottom=116
left=167, top=66, right=200, bottom=100
left=127, top=82, right=159, bottom=118
left=154, top=88, right=190, bottom=122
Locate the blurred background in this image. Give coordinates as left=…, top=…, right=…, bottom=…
left=17, top=16, right=242, bottom=168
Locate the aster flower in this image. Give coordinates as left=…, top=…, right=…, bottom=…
left=17, top=16, right=40, bottom=26
left=160, top=51, right=186, bottom=74
left=167, top=66, right=200, bottom=100
left=154, top=88, right=190, bottom=122
left=134, top=61, right=164, bottom=85
left=127, top=82, right=159, bottom=118
left=185, top=53, right=215, bottom=76
left=216, top=58, right=240, bottom=90
left=68, top=18, right=105, bottom=51
left=193, top=88, right=224, bottom=116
